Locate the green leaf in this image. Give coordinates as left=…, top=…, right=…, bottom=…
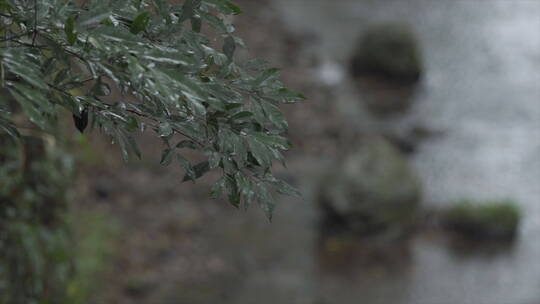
left=65, top=16, right=77, bottom=45
left=79, top=6, right=112, bottom=26
left=125, top=116, right=139, bottom=132
left=255, top=183, right=275, bottom=220
left=225, top=103, right=243, bottom=111
left=130, top=12, right=150, bottom=34
left=182, top=161, right=210, bottom=182
left=211, top=176, right=227, bottom=199
left=160, top=148, right=174, bottom=166
left=254, top=133, right=291, bottom=150
left=205, top=0, right=243, bottom=15
left=125, top=133, right=142, bottom=159
left=8, top=89, right=47, bottom=129
left=235, top=172, right=255, bottom=209
left=0, top=118, right=20, bottom=139
left=224, top=1, right=243, bottom=15
left=265, top=175, right=301, bottom=197
left=91, top=26, right=142, bottom=45
left=225, top=174, right=240, bottom=207
left=268, top=88, right=306, bottom=103
left=177, top=154, right=195, bottom=180
left=9, top=82, right=52, bottom=112
left=3, top=53, right=47, bottom=90
left=247, top=137, right=272, bottom=168
left=230, top=111, right=253, bottom=122
left=158, top=122, right=173, bottom=137
left=116, top=131, right=130, bottom=162
left=208, top=151, right=221, bottom=169
left=260, top=101, right=288, bottom=131
left=118, top=130, right=142, bottom=160
left=143, top=49, right=196, bottom=66
left=254, top=68, right=279, bottom=87
left=230, top=133, right=247, bottom=166
left=176, top=140, right=198, bottom=149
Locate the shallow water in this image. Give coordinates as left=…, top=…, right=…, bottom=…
left=180, top=1, right=540, bottom=303
left=243, top=1, right=540, bottom=303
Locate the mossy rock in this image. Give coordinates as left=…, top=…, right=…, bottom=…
left=318, top=136, right=422, bottom=236
left=442, top=200, right=521, bottom=240
left=350, top=23, right=423, bottom=84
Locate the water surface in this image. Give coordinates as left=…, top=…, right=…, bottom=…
left=255, top=1, right=540, bottom=303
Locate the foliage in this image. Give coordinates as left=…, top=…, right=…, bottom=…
left=0, top=135, right=118, bottom=304
left=443, top=199, right=521, bottom=240
left=0, top=0, right=304, bottom=218
left=0, top=136, right=74, bottom=303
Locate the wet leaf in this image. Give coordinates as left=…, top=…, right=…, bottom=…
left=160, top=148, right=174, bottom=166
left=260, top=101, right=288, bottom=131
left=79, top=6, right=112, bottom=26
left=158, top=122, right=173, bottom=137
left=211, top=176, right=227, bottom=199
left=65, top=16, right=77, bottom=45
left=182, top=161, right=210, bottom=182
left=130, top=12, right=150, bottom=34
left=230, top=111, right=253, bottom=122
left=176, top=140, right=198, bottom=149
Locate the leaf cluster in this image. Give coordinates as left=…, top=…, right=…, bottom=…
left=0, top=136, right=74, bottom=303
left=0, top=0, right=304, bottom=218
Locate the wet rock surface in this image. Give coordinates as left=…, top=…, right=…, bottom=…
left=349, top=23, right=424, bottom=116
left=350, top=23, right=423, bottom=84
left=318, top=136, right=422, bottom=237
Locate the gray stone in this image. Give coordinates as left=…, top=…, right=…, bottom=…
left=350, top=22, right=423, bottom=84
left=318, top=136, right=422, bottom=236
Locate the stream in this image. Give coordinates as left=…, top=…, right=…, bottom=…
left=204, top=1, right=540, bottom=303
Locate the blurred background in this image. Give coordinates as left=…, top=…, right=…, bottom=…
left=3, top=0, right=540, bottom=303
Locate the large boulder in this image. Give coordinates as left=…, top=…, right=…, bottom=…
left=318, top=136, right=422, bottom=236
left=350, top=23, right=423, bottom=84
left=349, top=23, right=424, bottom=116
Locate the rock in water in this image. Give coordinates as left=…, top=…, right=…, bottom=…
left=350, top=23, right=423, bottom=84
left=318, top=136, right=422, bottom=237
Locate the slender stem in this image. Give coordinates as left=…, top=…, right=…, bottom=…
left=32, top=0, right=38, bottom=46
left=47, top=80, right=207, bottom=148
left=7, top=40, right=46, bottom=49
left=1, top=61, right=4, bottom=88
left=124, top=107, right=206, bottom=148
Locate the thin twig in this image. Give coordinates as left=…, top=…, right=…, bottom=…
left=124, top=107, right=206, bottom=148
left=47, top=80, right=207, bottom=147
left=32, top=0, right=38, bottom=46
left=6, top=40, right=47, bottom=49
left=0, top=32, right=32, bottom=43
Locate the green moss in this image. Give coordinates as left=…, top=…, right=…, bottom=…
left=443, top=199, right=521, bottom=240
left=350, top=23, right=423, bottom=83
